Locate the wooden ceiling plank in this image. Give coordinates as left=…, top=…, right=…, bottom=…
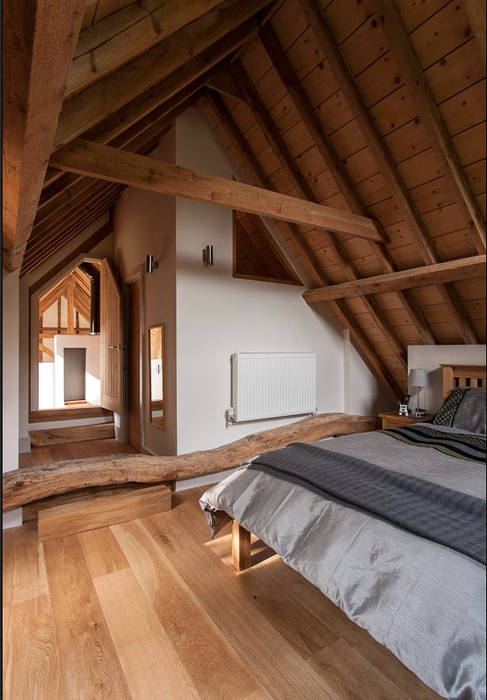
left=373, top=0, right=486, bottom=255
left=203, top=93, right=405, bottom=398
left=299, top=0, right=479, bottom=344
left=3, top=0, right=85, bottom=271
left=230, top=58, right=407, bottom=365
left=67, top=0, right=227, bottom=97
left=204, top=65, right=245, bottom=102
left=49, top=139, right=383, bottom=240
left=41, top=86, right=203, bottom=213
left=464, top=0, right=486, bottom=68
left=259, top=23, right=434, bottom=348
left=35, top=118, right=172, bottom=228
left=304, top=256, right=486, bottom=303
left=54, top=0, right=273, bottom=148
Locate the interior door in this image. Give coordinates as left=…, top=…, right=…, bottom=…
left=100, top=258, right=123, bottom=412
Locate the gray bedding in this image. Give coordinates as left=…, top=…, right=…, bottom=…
left=200, top=424, right=486, bottom=700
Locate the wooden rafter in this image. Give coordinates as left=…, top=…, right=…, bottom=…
left=299, top=0, right=479, bottom=345
left=465, top=0, right=486, bottom=67
left=3, top=0, right=85, bottom=272
left=228, top=60, right=410, bottom=368
left=258, top=24, right=435, bottom=349
left=49, top=139, right=384, bottom=241
left=66, top=0, right=227, bottom=97
left=372, top=0, right=486, bottom=255
left=304, top=256, right=486, bottom=303
left=54, top=0, right=273, bottom=148
left=204, top=92, right=405, bottom=398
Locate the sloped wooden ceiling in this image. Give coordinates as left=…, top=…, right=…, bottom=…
left=3, top=0, right=486, bottom=399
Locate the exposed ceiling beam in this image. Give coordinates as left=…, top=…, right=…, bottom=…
left=299, top=0, right=478, bottom=344
left=54, top=0, right=273, bottom=148
left=373, top=0, right=486, bottom=255
left=66, top=0, right=227, bottom=97
left=304, top=256, right=486, bottom=303
left=464, top=0, right=486, bottom=67
left=259, top=24, right=434, bottom=348
left=203, top=93, right=405, bottom=398
left=50, top=139, right=383, bottom=241
left=3, top=0, right=85, bottom=272
left=205, top=66, right=245, bottom=101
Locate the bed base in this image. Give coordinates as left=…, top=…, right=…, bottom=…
left=232, top=520, right=252, bottom=571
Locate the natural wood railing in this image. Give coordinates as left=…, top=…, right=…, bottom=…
left=3, top=413, right=378, bottom=511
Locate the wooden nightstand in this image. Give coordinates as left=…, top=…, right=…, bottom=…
left=379, top=413, right=432, bottom=429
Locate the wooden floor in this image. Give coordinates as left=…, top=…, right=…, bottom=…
left=19, top=438, right=138, bottom=468
left=3, top=477, right=440, bottom=698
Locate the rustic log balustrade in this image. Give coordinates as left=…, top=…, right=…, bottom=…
left=3, top=413, right=378, bottom=511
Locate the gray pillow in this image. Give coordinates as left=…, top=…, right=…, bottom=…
left=452, top=388, right=486, bottom=435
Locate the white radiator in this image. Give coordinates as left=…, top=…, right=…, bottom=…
left=230, top=352, right=316, bottom=422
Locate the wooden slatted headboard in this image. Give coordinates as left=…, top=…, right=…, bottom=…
left=441, top=364, right=486, bottom=398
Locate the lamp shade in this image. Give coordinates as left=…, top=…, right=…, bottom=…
left=409, top=368, right=428, bottom=388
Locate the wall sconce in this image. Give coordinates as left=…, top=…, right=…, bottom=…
left=146, top=254, right=159, bottom=274
left=202, top=244, right=214, bottom=266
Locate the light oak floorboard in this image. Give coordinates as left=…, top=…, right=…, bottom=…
left=93, top=567, right=200, bottom=699
left=3, top=485, right=440, bottom=699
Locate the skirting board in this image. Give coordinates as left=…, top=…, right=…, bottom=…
left=37, top=484, right=172, bottom=541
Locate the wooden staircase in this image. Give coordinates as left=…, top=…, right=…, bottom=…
left=29, top=421, right=115, bottom=447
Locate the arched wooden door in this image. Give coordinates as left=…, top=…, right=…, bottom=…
left=100, top=258, right=123, bottom=413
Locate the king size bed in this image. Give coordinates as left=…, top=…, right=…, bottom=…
left=200, top=364, right=486, bottom=700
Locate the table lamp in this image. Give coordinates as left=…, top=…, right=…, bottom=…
left=409, top=368, right=429, bottom=417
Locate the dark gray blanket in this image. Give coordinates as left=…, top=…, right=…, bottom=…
left=251, top=442, right=487, bottom=564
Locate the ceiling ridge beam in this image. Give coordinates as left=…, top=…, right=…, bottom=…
left=230, top=58, right=407, bottom=367
left=54, top=0, right=273, bottom=148
left=203, top=92, right=404, bottom=398
left=304, top=256, right=486, bottom=303
left=258, top=23, right=435, bottom=347
left=372, top=0, right=486, bottom=255
left=299, top=0, right=478, bottom=344
left=66, top=0, right=227, bottom=97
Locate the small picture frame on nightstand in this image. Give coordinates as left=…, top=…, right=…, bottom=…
left=398, top=394, right=411, bottom=416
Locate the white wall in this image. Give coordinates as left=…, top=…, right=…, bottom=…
left=3, top=271, right=22, bottom=528
left=53, top=334, right=101, bottom=407
left=174, top=107, right=390, bottom=456
left=408, top=344, right=486, bottom=414
left=113, top=129, right=177, bottom=455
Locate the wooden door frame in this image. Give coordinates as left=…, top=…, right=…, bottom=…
left=29, top=254, right=103, bottom=417
left=127, top=277, right=144, bottom=450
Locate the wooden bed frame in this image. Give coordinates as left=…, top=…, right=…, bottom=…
left=441, top=364, right=486, bottom=398
left=232, top=365, right=487, bottom=571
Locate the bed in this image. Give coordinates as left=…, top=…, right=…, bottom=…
left=200, top=364, right=486, bottom=700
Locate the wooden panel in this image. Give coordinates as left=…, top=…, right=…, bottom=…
left=441, top=364, right=486, bottom=397
left=29, top=422, right=115, bottom=447
left=100, top=258, right=123, bottom=412
left=232, top=520, right=252, bottom=571
left=38, top=484, right=172, bottom=541
left=29, top=405, right=111, bottom=423
left=128, top=280, right=142, bottom=450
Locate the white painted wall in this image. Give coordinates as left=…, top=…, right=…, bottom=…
left=3, top=271, right=22, bottom=528
left=52, top=334, right=101, bottom=407
left=113, top=129, right=177, bottom=456
left=174, top=107, right=392, bottom=458
left=408, top=344, right=486, bottom=414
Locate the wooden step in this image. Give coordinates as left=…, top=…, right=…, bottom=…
left=29, top=422, right=115, bottom=447
left=37, top=483, right=172, bottom=541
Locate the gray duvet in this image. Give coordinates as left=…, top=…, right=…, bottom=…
left=200, top=425, right=486, bottom=700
